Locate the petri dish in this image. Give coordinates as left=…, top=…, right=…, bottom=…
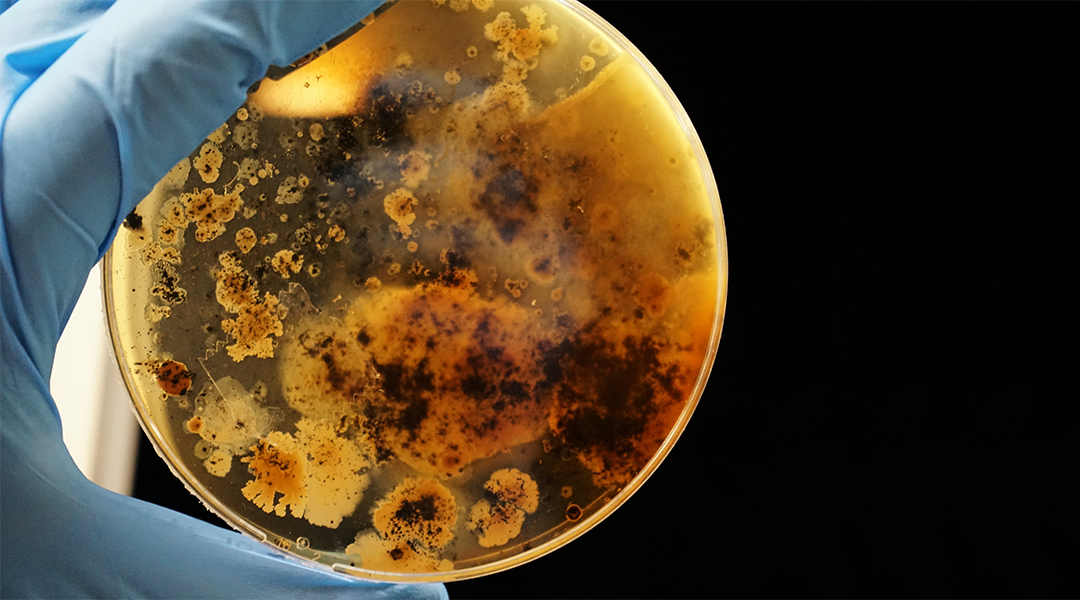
left=104, top=0, right=728, bottom=583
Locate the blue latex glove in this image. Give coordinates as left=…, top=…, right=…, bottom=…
left=0, top=1, right=447, bottom=597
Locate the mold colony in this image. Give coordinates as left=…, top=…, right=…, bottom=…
left=107, top=0, right=724, bottom=579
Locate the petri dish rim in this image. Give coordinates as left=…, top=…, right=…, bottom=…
left=102, top=0, right=729, bottom=583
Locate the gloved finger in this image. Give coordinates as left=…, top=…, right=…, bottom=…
left=0, top=0, right=116, bottom=109
left=1, top=431, right=448, bottom=599
left=1, top=1, right=449, bottom=595
left=2, top=0, right=383, bottom=380
left=0, top=0, right=117, bottom=374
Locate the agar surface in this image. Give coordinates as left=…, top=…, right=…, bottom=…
left=111, top=0, right=720, bottom=577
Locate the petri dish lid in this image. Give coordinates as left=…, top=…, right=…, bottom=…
left=104, top=0, right=728, bottom=583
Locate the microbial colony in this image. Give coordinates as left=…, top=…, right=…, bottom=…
left=106, top=0, right=726, bottom=580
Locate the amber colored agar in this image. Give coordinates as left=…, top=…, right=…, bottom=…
left=104, top=0, right=727, bottom=582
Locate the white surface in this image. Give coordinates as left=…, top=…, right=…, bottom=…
left=51, top=262, right=139, bottom=495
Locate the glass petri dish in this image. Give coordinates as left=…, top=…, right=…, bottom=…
left=104, top=0, right=728, bottom=583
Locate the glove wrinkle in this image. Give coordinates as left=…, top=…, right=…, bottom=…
left=2, top=74, right=118, bottom=376
left=0, top=311, right=64, bottom=435
left=0, top=0, right=115, bottom=112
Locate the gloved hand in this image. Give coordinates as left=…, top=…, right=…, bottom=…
left=0, top=1, right=447, bottom=597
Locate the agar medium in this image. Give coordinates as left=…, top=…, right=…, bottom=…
left=105, top=0, right=727, bottom=582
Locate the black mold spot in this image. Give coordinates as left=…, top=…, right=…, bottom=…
left=496, top=220, right=524, bottom=243
left=367, top=83, right=410, bottom=147
left=399, top=397, right=429, bottom=434
left=395, top=494, right=438, bottom=524
left=499, top=380, right=528, bottom=403
left=150, top=263, right=186, bottom=304
left=552, top=334, right=676, bottom=461
left=475, top=166, right=538, bottom=243
left=461, top=373, right=491, bottom=401
left=123, top=210, right=143, bottom=230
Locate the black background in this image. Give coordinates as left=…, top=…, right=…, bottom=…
left=133, top=2, right=1079, bottom=598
